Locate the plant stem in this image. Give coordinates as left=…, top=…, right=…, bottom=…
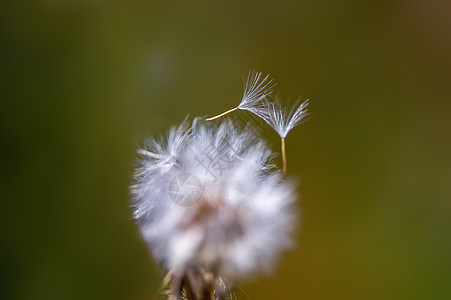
left=281, top=137, right=287, bottom=173
left=205, top=107, right=239, bottom=121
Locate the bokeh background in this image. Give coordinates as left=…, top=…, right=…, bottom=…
left=1, top=1, right=450, bottom=299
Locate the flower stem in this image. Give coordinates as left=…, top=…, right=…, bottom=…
left=206, top=107, right=239, bottom=121
left=281, top=137, right=287, bottom=173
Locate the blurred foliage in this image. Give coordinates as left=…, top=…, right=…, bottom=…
left=1, top=0, right=450, bottom=299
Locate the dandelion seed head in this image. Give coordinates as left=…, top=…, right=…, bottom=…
left=132, top=117, right=297, bottom=281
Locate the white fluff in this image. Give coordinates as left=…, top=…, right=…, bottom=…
left=206, top=71, right=275, bottom=121
left=238, top=70, right=276, bottom=111
left=131, top=117, right=297, bottom=280
left=253, top=95, right=310, bottom=138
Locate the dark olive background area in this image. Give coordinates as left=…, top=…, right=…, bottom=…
left=1, top=1, right=450, bottom=299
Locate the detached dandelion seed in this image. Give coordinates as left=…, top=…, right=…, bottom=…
left=252, top=95, right=310, bottom=173
left=206, top=70, right=276, bottom=121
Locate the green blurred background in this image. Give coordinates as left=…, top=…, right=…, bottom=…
left=1, top=1, right=450, bottom=299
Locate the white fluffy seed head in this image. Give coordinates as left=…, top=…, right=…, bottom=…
left=131, top=117, right=297, bottom=280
